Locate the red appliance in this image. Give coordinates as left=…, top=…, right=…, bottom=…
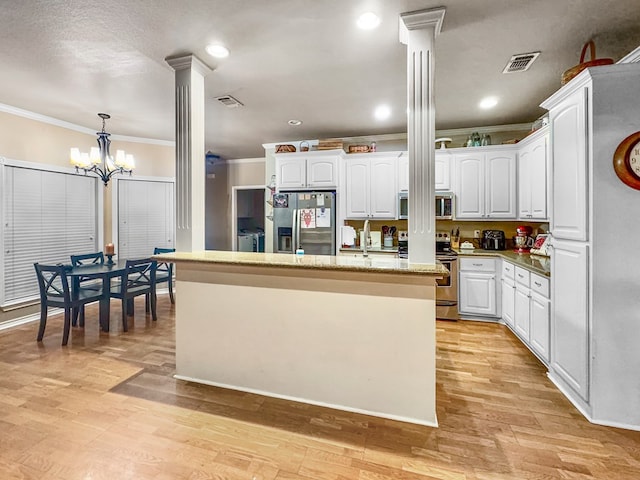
left=514, top=225, right=534, bottom=253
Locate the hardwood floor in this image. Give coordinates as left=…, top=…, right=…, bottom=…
left=1, top=296, right=639, bottom=479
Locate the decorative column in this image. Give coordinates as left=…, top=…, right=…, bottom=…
left=399, top=8, right=445, bottom=264
left=165, top=54, right=212, bottom=252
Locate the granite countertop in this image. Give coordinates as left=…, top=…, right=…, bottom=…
left=452, top=248, right=551, bottom=276
left=339, top=246, right=398, bottom=254
left=154, top=250, right=448, bottom=277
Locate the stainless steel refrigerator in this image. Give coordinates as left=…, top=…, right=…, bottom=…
left=272, top=191, right=336, bottom=255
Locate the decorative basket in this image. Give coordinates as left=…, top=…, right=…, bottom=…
left=348, top=145, right=370, bottom=153
left=275, top=144, right=296, bottom=153
left=561, top=40, right=614, bottom=85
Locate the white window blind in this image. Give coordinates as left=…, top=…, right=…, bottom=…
left=117, top=178, right=174, bottom=259
left=2, top=165, right=99, bottom=306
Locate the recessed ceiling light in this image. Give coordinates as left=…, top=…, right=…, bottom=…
left=357, top=12, right=381, bottom=30
left=288, top=119, right=303, bottom=126
left=206, top=44, right=230, bottom=58
left=479, top=97, right=498, bottom=109
left=374, top=105, right=391, bottom=121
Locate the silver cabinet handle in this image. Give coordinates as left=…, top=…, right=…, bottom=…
left=534, top=281, right=542, bottom=287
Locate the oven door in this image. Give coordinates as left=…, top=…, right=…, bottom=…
left=436, top=256, right=458, bottom=320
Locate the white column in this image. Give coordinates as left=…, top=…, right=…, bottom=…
left=399, top=8, right=445, bottom=264
left=165, top=54, right=212, bottom=252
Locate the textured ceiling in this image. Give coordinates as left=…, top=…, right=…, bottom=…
left=1, top=0, right=639, bottom=159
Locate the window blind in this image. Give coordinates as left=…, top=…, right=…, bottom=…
left=2, top=165, right=99, bottom=305
left=117, top=178, right=174, bottom=259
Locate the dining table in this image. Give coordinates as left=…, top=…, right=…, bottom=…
left=66, top=259, right=129, bottom=332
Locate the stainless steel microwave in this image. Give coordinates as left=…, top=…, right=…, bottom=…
left=398, top=192, right=455, bottom=220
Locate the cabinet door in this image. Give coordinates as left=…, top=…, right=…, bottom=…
left=435, top=152, right=452, bottom=191
left=501, top=278, right=515, bottom=328
left=345, top=159, right=369, bottom=218
left=398, top=155, right=409, bottom=193
left=530, top=292, right=550, bottom=363
left=307, top=157, right=338, bottom=188
left=518, top=144, right=532, bottom=218
left=486, top=151, right=516, bottom=218
left=276, top=157, right=306, bottom=190
left=459, top=272, right=497, bottom=316
left=370, top=157, right=397, bottom=218
left=530, top=136, right=548, bottom=219
left=550, top=87, right=588, bottom=240
left=455, top=154, right=484, bottom=218
left=514, top=285, right=531, bottom=341
left=550, top=239, right=589, bottom=400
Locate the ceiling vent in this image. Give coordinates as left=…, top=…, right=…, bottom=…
left=502, top=52, right=540, bottom=73
left=214, top=95, right=244, bottom=108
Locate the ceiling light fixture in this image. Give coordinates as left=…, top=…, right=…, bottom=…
left=479, top=97, right=499, bottom=109
left=70, top=113, right=134, bottom=187
left=357, top=12, right=381, bottom=30
left=206, top=44, right=230, bottom=58
left=374, top=105, right=391, bottom=121
left=288, top=119, right=303, bottom=126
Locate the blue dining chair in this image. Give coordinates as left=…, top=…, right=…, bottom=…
left=153, top=247, right=175, bottom=304
left=34, top=263, right=103, bottom=346
left=70, top=252, right=105, bottom=326
left=110, top=258, right=157, bottom=331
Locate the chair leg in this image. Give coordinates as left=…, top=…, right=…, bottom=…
left=62, top=308, right=71, bottom=346
left=79, top=306, right=85, bottom=328
left=150, top=289, right=157, bottom=321
left=37, top=305, right=48, bottom=341
left=168, top=277, right=175, bottom=304
left=145, top=293, right=150, bottom=313
left=126, top=298, right=134, bottom=316
left=72, top=307, right=79, bottom=327
left=122, top=298, right=128, bottom=332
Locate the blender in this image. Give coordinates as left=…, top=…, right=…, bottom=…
left=514, top=225, right=534, bottom=253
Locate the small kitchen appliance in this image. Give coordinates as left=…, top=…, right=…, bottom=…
left=435, top=231, right=458, bottom=321
left=397, top=231, right=408, bottom=258
left=482, top=230, right=506, bottom=250
left=513, top=225, right=534, bottom=253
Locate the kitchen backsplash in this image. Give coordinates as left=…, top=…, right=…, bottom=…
left=345, top=219, right=548, bottom=248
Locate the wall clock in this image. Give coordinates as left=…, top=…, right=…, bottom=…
left=613, top=131, right=640, bottom=190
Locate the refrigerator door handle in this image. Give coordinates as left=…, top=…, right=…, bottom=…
left=295, top=208, right=301, bottom=250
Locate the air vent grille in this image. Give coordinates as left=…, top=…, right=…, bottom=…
left=502, top=52, right=540, bottom=73
left=214, top=95, right=244, bottom=108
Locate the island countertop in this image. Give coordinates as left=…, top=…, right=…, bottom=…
left=153, top=250, right=448, bottom=276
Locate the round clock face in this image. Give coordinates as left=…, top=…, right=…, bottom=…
left=613, top=132, right=640, bottom=190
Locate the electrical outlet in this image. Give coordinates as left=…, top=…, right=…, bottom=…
left=474, top=230, right=481, bottom=238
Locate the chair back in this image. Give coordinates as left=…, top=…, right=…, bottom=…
left=125, top=258, right=157, bottom=292
left=153, top=247, right=174, bottom=276
left=34, top=263, right=71, bottom=304
left=71, top=252, right=104, bottom=267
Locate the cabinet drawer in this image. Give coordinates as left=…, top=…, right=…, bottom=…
left=460, top=257, right=496, bottom=272
left=530, top=273, right=549, bottom=298
left=502, top=261, right=515, bottom=280
left=515, top=266, right=530, bottom=287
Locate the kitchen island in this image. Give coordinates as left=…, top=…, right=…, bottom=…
left=153, top=250, right=447, bottom=427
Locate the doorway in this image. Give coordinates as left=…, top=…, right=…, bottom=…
left=231, top=186, right=266, bottom=252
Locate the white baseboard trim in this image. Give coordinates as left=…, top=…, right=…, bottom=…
left=173, top=374, right=439, bottom=428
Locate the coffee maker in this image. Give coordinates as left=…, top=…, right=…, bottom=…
left=514, top=225, right=534, bottom=253
left=482, top=230, right=506, bottom=250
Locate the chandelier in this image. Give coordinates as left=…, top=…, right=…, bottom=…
left=70, top=113, right=135, bottom=186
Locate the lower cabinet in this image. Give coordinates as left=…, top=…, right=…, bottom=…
left=459, top=257, right=499, bottom=318
left=501, top=260, right=550, bottom=365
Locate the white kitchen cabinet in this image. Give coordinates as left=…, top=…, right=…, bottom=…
left=501, top=261, right=515, bottom=328
left=513, top=267, right=531, bottom=341
left=548, top=87, right=588, bottom=241
left=398, top=153, right=409, bottom=192
left=530, top=289, right=550, bottom=363
left=435, top=151, right=452, bottom=191
left=549, top=238, right=589, bottom=401
left=458, top=257, right=499, bottom=318
left=275, top=150, right=341, bottom=190
left=345, top=154, right=397, bottom=219
left=518, top=128, right=549, bottom=220
left=455, top=148, right=516, bottom=219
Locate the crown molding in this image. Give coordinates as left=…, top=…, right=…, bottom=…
left=399, top=7, right=446, bottom=44
left=165, top=53, right=213, bottom=76
left=0, top=102, right=174, bottom=146
left=618, top=45, right=640, bottom=64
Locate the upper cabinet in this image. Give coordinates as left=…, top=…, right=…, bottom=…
left=275, top=150, right=342, bottom=191
left=345, top=153, right=398, bottom=219
left=518, top=127, right=549, bottom=220
left=396, top=151, right=452, bottom=192
left=454, top=147, right=517, bottom=219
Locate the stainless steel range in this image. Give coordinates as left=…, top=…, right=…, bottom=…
left=436, top=231, right=458, bottom=321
